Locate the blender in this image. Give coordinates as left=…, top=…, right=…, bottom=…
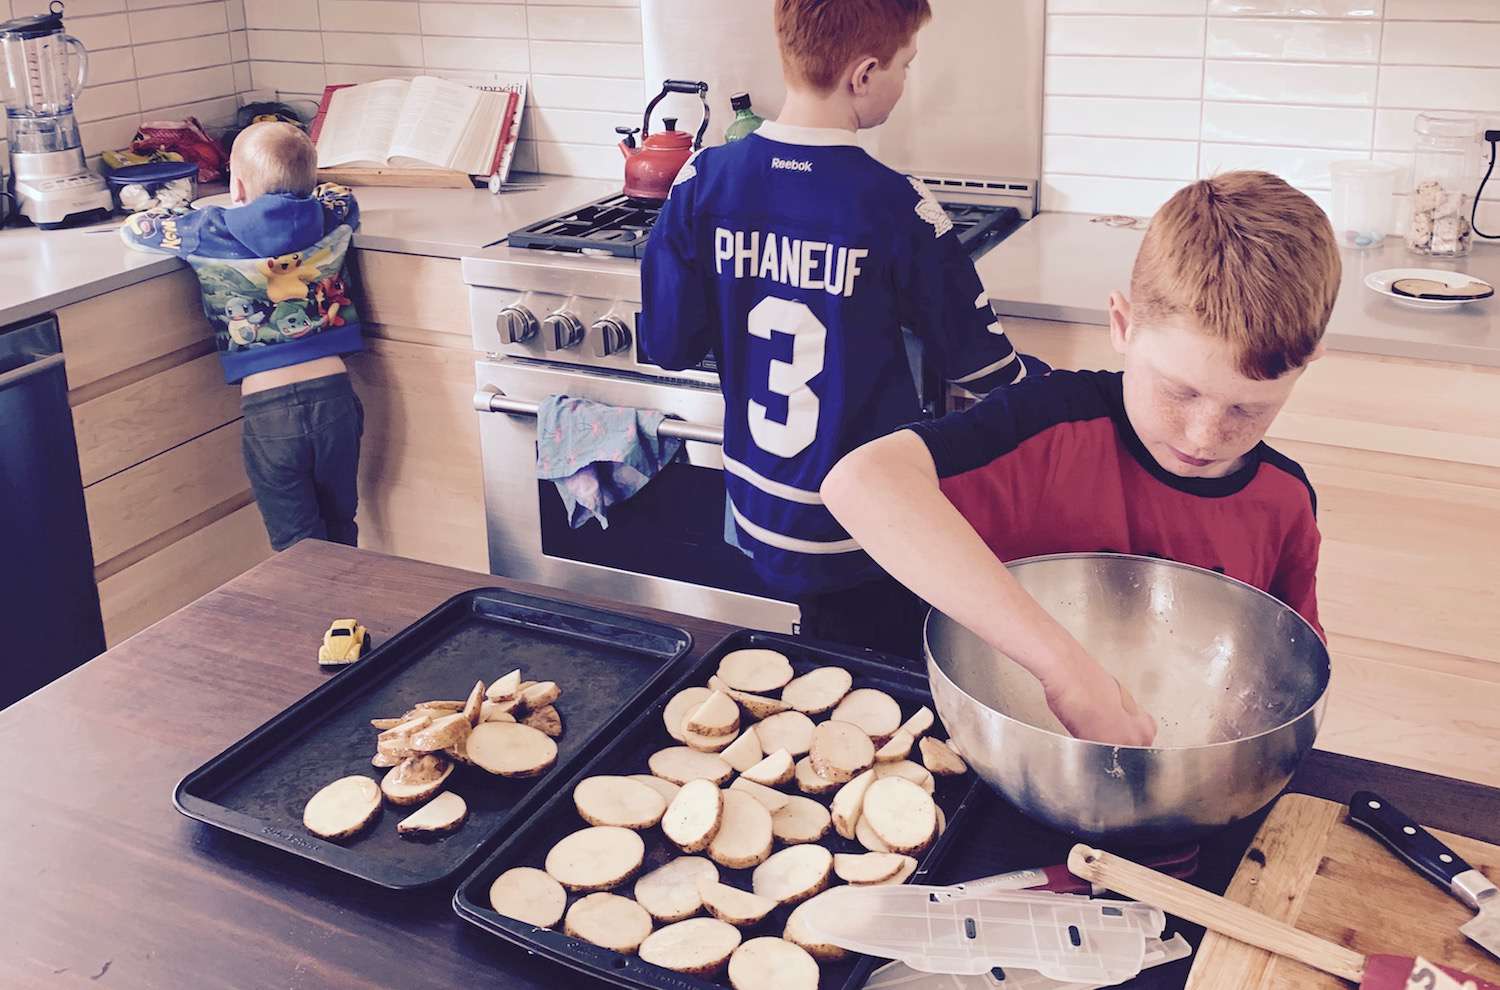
left=0, top=2, right=112, bottom=228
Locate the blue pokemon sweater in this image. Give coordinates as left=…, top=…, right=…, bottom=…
left=120, top=183, right=363, bottom=384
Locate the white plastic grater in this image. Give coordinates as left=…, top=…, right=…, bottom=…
left=864, top=934, right=1193, bottom=990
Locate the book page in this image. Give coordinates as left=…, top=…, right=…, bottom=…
left=315, top=79, right=410, bottom=167
left=451, top=90, right=509, bottom=175
left=387, top=76, right=481, bottom=170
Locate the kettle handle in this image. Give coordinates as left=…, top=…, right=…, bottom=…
left=641, top=79, right=710, bottom=150
left=62, top=34, right=88, bottom=103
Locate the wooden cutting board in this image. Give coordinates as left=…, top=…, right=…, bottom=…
left=1186, top=794, right=1500, bottom=989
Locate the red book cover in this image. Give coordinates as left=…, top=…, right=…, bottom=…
left=487, top=89, right=519, bottom=176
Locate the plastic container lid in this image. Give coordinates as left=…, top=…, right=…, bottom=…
left=104, top=161, right=199, bottom=185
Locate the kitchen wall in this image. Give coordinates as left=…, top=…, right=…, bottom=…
left=1042, top=0, right=1500, bottom=230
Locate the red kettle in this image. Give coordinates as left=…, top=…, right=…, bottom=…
left=617, top=79, right=709, bottom=203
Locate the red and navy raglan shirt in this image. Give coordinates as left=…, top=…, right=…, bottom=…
left=907, top=369, right=1324, bottom=636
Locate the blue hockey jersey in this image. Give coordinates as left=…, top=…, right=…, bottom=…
left=640, top=120, right=1033, bottom=598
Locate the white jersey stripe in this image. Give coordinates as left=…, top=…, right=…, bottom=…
left=950, top=349, right=1018, bottom=385
left=730, top=502, right=862, bottom=554
left=722, top=453, right=824, bottom=505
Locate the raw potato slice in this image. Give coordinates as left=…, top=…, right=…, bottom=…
left=662, top=779, right=724, bottom=853
left=720, top=729, right=763, bottom=773
left=709, top=789, right=774, bottom=869
left=630, top=774, right=681, bottom=802
left=937, top=804, right=946, bottom=835
left=480, top=699, right=517, bottom=723
left=415, top=699, right=465, bottom=712
left=486, top=668, right=522, bottom=701
left=463, top=679, right=485, bottom=727
left=831, top=768, right=875, bottom=840
left=519, top=680, right=560, bottom=712
left=443, top=734, right=470, bottom=765
left=564, top=892, right=654, bottom=954
left=876, top=759, right=936, bottom=794
left=396, top=791, right=468, bottom=836
left=685, top=691, right=740, bottom=737
left=523, top=704, right=564, bottom=738
left=875, top=729, right=914, bottom=764
left=730, top=777, right=790, bottom=813
left=741, top=748, right=795, bottom=788
left=683, top=725, right=736, bottom=754
left=378, top=713, right=431, bottom=741
left=900, top=705, right=934, bottom=739
left=634, top=856, right=718, bottom=923
left=831, top=688, right=903, bottom=743
left=751, top=844, right=833, bottom=905
left=370, top=716, right=402, bottom=730
left=919, top=737, right=968, bottom=776
left=708, top=676, right=791, bottom=720
left=780, top=666, right=853, bottom=716
left=698, top=880, right=777, bottom=926
left=855, top=814, right=891, bottom=853
left=663, top=687, right=712, bottom=743
left=771, top=796, right=832, bottom=845
left=639, top=917, right=741, bottom=975
left=381, top=754, right=454, bottom=806
left=545, top=826, right=646, bottom=892
left=729, top=937, right=820, bottom=990
left=303, top=775, right=381, bottom=840
left=490, top=866, right=566, bottom=928
left=784, top=891, right=849, bottom=961
left=716, top=648, right=795, bottom=693
left=468, top=721, right=558, bottom=778
left=834, top=851, right=905, bottom=884
left=371, top=751, right=400, bottom=768
left=648, top=746, right=733, bottom=786
left=574, top=776, right=669, bottom=830
left=794, top=757, right=840, bottom=796
left=753, top=711, right=816, bottom=758
left=878, top=856, right=920, bottom=886
left=408, top=713, right=471, bottom=754
left=862, top=777, right=938, bottom=855
left=809, top=720, right=875, bottom=784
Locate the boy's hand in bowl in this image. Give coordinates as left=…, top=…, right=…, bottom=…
left=1043, top=651, right=1158, bottom=746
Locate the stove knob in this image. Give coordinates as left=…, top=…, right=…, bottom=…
left=590, top=316, right=632, bottom=358
left=542, top=311, right=586, bottom=351
left=497, top=304, right=538, bottom=344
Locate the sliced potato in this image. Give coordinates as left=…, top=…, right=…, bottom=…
left=729, top=937, right=820, bottom=990
left=463, top=680, right=485, bottom=727
left=716, top=648, right=795, bottom=693
left=779, top=666, right=853, bottom=716
left=376, top=734, right=418, bottom=760
left=685, top=690, right=740, bottom=737
left=523, top=704, right=564, bottom=738
left=708, top=676, right=791, bottom=720
left=794, top=756, right=840, bottom=796
left=741, top=748, right=795, bottom=788
left=862, top=777, right=938, bottom=855
left=409, top=713, right=471, bottom=754
left=784, top=891, right=849, bottom=961
left=414, top=699, right=465, bottom=712
left=729, top=777, right=790, bottom=813
left=919, top=736, right=968, bottom=776
left=490, top=866, right=567, bottom=928
left=371, top=751, right=400, bottom=768
left=663, top=687, right=712, bottom=743
left=574, top=775, right=669, bottom=830
left=468, top=721, right=558, bottom=778
left=831, top=688, right=903, bottom=743
left=854, top=813, right=891, bottom=853
left=751, top=844, right=832, bottom=905
left=753, top=711, right=816, bottom=758
left=833, top=851, right=906, bottom=884
left=771, top=796, right=832, bottom=845
left=683, top=725, right=736, bottom=753
left=875, top=728, right=914, bottom=764
left=397, top=791, right=468, bottom=836
left=303, top=775, right=381, bottom=841
left=900, top=705, right=935, bottom=740
left=875, top=759, right=936, bottom=794
left=876, top=856, right=920, bottom=886
left=639, top=917, right=742, bottom=975
left=809, top=720, right=875, bottom=784
left=698, top=880, right=777, bottom=927
left=564, top=892, right=654, bottom=954
left=370, top=716, right=403, bottom=730
left=378, top=713, right=431, bottom=741
left=630, top=773, right=681, bottom=803
left=480, top=699, right=518, bottom=723
left=937, top=803, right=947, bottom=835
left=381, top=754, right=454, bottom=806
left=648, top=746, right=733, bottom=786
left=444, top=733, right=471, bottom=765
left=662, top=779, right=724, bottom=853
left=519, top=680, right=561, bottom=712
left=831, top=768, right=875, bottom=840
left=634, top=856, right=719, bottom=923
left=545, top=826, right=646, bottom=892
left=720, top=729, right=764, bottom=773
left=709, top=789, right=774, bottom=870
left=485, top=668, right=522, bottom=701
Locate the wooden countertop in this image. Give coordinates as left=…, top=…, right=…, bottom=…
left=3, top=541, right=1496, bottom=989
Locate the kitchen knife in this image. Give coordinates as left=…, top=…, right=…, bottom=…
left=1348, top=791, right=1500, bottom=963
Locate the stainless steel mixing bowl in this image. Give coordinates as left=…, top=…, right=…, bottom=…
left=925, top=553, right=1330, bottom=843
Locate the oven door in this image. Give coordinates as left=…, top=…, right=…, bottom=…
left=474, top=357, right=799, bottom=632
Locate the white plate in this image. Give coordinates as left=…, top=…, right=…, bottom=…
left=1364, top=268, right=1494, bottom=310
left=190, top=192, right=238, bottom=210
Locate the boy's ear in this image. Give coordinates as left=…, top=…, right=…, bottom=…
left=848, top=55, right=880, bottom=94
left=1108, top=291, right=1132, bottom=355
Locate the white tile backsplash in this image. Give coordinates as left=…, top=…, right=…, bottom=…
left=1044, top=1, right=1500, bottom=221
left=417, top=3, right=527, bottom=38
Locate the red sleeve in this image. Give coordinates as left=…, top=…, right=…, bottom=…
left=1270, top=509, right=1322, bottom=640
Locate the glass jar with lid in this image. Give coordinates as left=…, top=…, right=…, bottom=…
left=1406, top=111, right=1480, bottom=257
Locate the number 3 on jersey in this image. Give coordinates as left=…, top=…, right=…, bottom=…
left=747, top=296, right=827, bottom=458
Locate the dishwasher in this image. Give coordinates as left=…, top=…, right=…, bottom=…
left=0, top=313, right=105, bottom=709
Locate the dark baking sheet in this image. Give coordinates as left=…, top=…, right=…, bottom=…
left=453, top=629, right=985, bottom=990
left=173, top=588, right=692, bottom=890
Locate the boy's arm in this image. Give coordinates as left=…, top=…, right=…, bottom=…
left=1272, top=511, right=1323, bottom=640
left=821, top=429, right=1156, bottom=746
left=118, top=205, right=207, bottom=256
left=639, top=160, right=712, bottom=371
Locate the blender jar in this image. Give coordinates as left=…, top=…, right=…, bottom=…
left=0, top=4, right=88, bottom=117
left=1406, top=111, right=1480, bottom=257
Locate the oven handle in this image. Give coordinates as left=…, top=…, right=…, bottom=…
left=473, top=388, right=726, bottom=446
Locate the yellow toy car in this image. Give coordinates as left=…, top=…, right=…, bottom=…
left=318, top=618, right=370, bottom=666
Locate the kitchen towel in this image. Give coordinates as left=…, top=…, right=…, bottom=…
left=535, top=394, right=683, bottom=529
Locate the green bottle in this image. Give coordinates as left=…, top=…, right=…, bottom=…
left=724, top=92, right=764, bottom=143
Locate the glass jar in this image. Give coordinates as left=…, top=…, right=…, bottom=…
left=1406, top=111, right=1479, bottom=257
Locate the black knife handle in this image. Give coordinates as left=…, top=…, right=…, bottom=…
left=1348, top=790, right=1474, bottom=892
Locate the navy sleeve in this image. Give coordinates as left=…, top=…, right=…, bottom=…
left=118, top=205, right=208, bottom=256
left=640, top=154, right=712, bottom=371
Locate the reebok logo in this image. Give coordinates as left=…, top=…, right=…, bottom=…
left=771, top=157, right=813, bottom=172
